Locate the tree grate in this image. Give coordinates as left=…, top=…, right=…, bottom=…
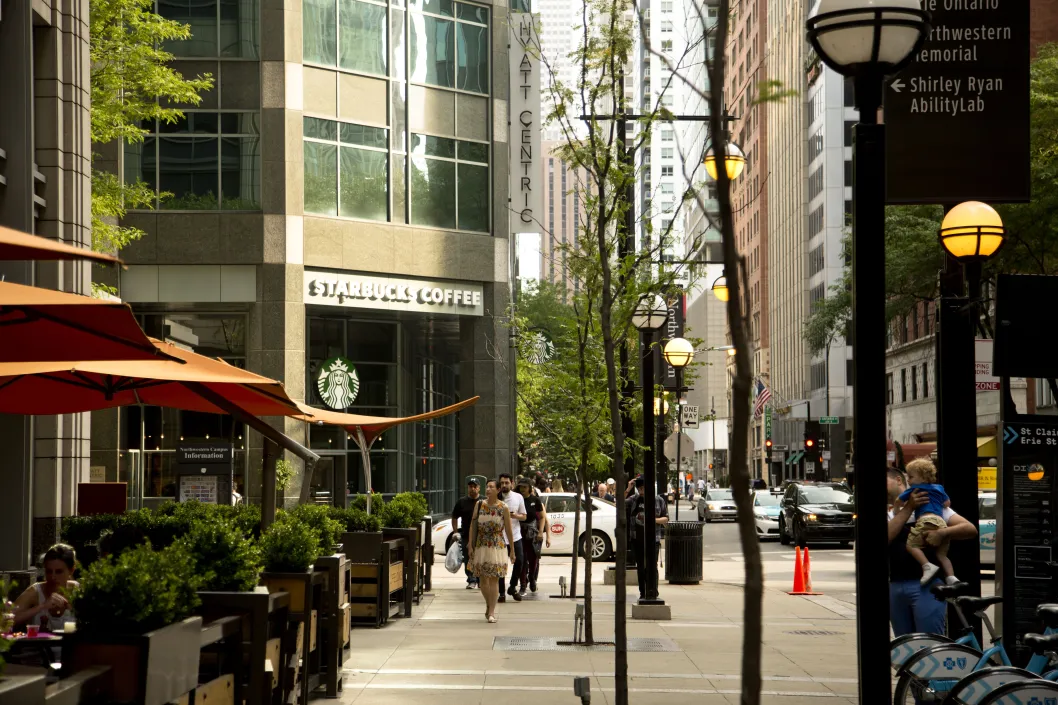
left=493, top=637, right=681, bottom=652
left=785, top=630, right=844, bottom=636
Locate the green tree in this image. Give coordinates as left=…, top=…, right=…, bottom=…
left=89, top=0, right=213, bottom=260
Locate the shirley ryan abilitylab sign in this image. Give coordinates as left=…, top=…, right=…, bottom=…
left=304, top=270, right=484, bottom=316
left=509, top=12, right=543, bottom=234
left=885, top=0, right=1029, bottom=204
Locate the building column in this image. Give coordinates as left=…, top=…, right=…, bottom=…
left=460, top=284, right=514, bottom=478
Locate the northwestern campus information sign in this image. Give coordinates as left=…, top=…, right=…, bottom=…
left=885, top=0, right=1030, bottom=203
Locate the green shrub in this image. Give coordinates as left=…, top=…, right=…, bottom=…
left=329, top=507, right=382, bottom=533
left=61, top=514, right=123, bottom=554
left=350, top=493, right=384, bottom=512
left=283, top=504, right=343, bottom=553
left=72, top=542, right=202, bottom=635
left=260, top=520, right=319, bottom=573
left=217, top=503, right=263, bottom=539
left=175, top=518, right=261, bottom=592
left=392, top=492, right=428, bottom=518
left=379, top=496, right=421, bottom=529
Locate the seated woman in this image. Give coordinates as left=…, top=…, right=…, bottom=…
left=11, top=543, right=79, bottom=632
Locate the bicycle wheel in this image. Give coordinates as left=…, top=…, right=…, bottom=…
left=895, top=643, right=983, bottom=704
left=978, top=678, right=1058, bottom=704
left=891, top=633, right=954, bottom=670
left=943, top=667, right=1037, bottom=705
left=893, top=672, right=961, bottom=704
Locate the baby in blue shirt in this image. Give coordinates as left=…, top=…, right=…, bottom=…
left=897, top=458, right=958, bottom=586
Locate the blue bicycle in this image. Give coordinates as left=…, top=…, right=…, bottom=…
left=891, top=582, right=981, bottom=671
left=894, top=600, right=1058, bottom=704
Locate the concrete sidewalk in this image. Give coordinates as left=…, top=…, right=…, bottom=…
left=337, top=557, right=860, bottom=705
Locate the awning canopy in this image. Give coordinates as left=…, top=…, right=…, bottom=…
left=977, top=435, right=997, bottom=458
left=0, top=280, right=176, bottom=362
left=0, top=225, right=123, bottom=266
left=0, top=339, right=301, bottom=417
left=295, top=397, right=480, bottom=445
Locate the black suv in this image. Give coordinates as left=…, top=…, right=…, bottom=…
left=778, top=482, right=855, bottom=546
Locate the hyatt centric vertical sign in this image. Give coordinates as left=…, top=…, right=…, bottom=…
left=885, top=0, right=1030, bottom=203
left=509, top=12, right=543, bottom=233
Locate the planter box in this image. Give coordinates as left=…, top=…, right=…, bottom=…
left=63, top=616, right=202, bottom=705
left=259, top=570, right=324, bottom=705
left=195, top=674, right=234, bottom=705
left=0, top=667, right=47, bottom=705
left=341, top=532, right=402, bottom=627
left=197, top=589, right=290, bottom=705
left=381, top=527, right=417, bottom=614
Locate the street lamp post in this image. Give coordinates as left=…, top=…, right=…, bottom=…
left=664, top=337, right=695, bottom=521
left=805, top=2, right=929, bottom=702
left=935, top=201, right=1006, bottom=637
left=633, top=294, right=669, bottom=605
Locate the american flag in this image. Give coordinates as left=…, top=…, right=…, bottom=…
left=752, top=378, right=771, bottom=418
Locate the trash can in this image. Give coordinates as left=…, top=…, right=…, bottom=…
left=664, top=521, right=704, bottom=584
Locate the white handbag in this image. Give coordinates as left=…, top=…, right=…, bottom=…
left=444, top=535, right=463, bottom=573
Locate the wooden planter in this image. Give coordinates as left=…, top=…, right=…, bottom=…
left=62, top=616, right=203, bottom=705
left=0, top=667, right=47, bottom=705
left=381, top=527, right=418, bottom=613
left=423, top=516, right=434, bottom=593
left=197, top=590, right=290, bottom=705
left=260, top=570, right=325, bottom=705
left=341, top=532, right=403, bottom=627
left=313, top=555, right=349, bottom=698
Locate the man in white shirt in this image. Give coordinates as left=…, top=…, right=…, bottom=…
left=697, top=478, right=706, bottom=497
left=498, top=472, right=527, bottom=602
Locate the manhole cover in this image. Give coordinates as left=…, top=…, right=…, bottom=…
left=785, top=630, right=843, bottom=636
left=494, top=637, right=680, bottom=652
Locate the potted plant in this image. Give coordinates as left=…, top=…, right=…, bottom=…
left=65, top=542, right=203, bottom=705
left=177, top=518, right=261, bottom=593
left=259, top=519, right=320, bottom=607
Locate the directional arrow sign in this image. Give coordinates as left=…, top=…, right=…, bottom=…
left=1004, top=426, right=1020, bottom=444
left=890, top=79, right=905, bottom=93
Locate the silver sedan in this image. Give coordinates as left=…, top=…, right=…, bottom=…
left=698, top=489, right=737, bottom=522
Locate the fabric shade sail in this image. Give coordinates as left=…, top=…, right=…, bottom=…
left=0, top=339, right=301, bottom=417
left=292, top=397, right=480, bottom=512
left=0, top=225, right=123, bottom=265
left=0, top=280, right=176, bottom=362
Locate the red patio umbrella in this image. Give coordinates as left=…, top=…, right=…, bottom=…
left=0, top=280, right=175, bottom=362
left=0, top=225, right=123, bottom=266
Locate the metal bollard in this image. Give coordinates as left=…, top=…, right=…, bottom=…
left=574, top=603, right=585, bottom=643
left=573, top=676, right=591, bottom=704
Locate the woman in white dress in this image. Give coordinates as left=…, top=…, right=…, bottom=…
left=468, top=479, right=516, bottom=623
left=12, top=544, right=78, bottom=632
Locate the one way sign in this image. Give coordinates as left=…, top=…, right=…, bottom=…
left=682, top=405, right=699, bottom=429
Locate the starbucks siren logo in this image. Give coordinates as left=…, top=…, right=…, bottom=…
left=523, top=329, right=556, bottom=364
left=316, top=357, right=360, bottom=409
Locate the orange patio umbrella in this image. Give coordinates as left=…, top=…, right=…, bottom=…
left=0, top=339, right=318, bottom=465
left=0, top=225, right=123, bottom=266
left=293, top=397, right=480, bottom=511
left=0, top=280, right=176, bottom=362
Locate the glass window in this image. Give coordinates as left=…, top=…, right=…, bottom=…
left=158, top=0, right=219, bottom=56
left=128, top=112, right=261, bottom=210
left=305, top=116, right=339, bottom=141
left=409, top=0, right=453, bottom=16
left=457, top=163, right=488, bottom=232
left=304, top=141, right=339, bottom=215
left=410, top=156, right=456, bottom=228
left=410, top=14, right=455, bottom=87
left=341, top=122, right=388, bottom=148
left=340, top=0, right=388, bottom=75
left=458, top=141, right=487, bottom=163
left=339, top=146, right=388, bottom=220
left=456, top=22, right=488, bottom=93
left=414, top=134, right=456, bottom=158
left=159, top=137, right=220, bottom=209
left=220, top=0, right=260, bottom=57
left=347, top=321, right=397, bottom=361
left=303, top=0, right=338, bottom=65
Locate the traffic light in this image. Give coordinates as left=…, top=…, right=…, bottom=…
left=765, top=439, right=773, bottom=449
left=804, top=421, right=821, bottom=462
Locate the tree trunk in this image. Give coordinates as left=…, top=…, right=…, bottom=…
left=707, top=0, right=762, bottom=702
left=579, top=458, right=595, bottom=643
left=570, top=474, right=583, bottom=599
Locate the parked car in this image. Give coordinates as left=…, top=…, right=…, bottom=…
left=753, top=490, right=782, bottom=539
left=432, top=492, right=617, bottom=560
left=778, top=481, right=855, bottom=546
left=698, top=488, right=737, bottom=522
left=979, top=491, right=996, bottom=568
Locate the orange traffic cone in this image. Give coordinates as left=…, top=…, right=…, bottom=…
left=787, top=546, right=806, bottom=594
left=802, top=547, right=823, bottom=595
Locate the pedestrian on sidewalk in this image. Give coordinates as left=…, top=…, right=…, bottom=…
left=697, top=478, right=706, bottom=498
left=497, top=473, right=527, bottom=602
left=596, top=483, right=615, bottom=503
left=450, top=477, right=481, bottom=589
left=517, top=479, right=548, bottom=594
left=887, top=468, right=977, bottom=637
left=469, top=479, right=516, bottom=623
left=627, top=476, right=668, bottom=601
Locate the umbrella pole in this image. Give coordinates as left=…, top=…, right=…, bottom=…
left=354, top=428, right=374, bottom=515
left=181, top=382, right=320, bottom=468
left=262, top=437, right=278, bottom=530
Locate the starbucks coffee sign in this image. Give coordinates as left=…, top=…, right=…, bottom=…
left=316, top=356, right=360, bottom=409
left=305, top=270, right=484, bottom=316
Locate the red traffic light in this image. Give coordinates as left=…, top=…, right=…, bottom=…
left=708, top=463, right=714, bottom=469
left=805, top=439, right=815, bottom=448
left=765, top=439, right=773, bottom=448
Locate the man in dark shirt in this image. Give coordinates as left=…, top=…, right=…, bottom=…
left=626, top=475, right=668, bottom=601
left=451, top=477, right=481, bottom=589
